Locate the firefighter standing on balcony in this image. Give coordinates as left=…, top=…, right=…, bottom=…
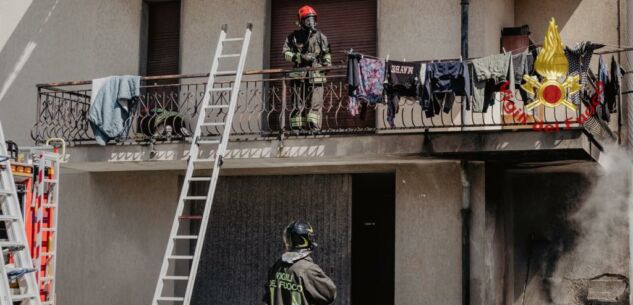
left=282, top=5, right=332, bottom=130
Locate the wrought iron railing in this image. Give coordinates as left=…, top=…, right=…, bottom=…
left=32, top=67, right=617, bottom=145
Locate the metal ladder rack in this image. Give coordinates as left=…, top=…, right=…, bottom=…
left=151, top=23, right=252, bottom=305
left=0, top=121, right=42, bottom=305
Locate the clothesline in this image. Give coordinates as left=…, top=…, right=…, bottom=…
left=343, top=42, right=542, bottom=64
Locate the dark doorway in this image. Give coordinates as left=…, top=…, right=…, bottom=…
left=352, top=173, right=395, bottom=305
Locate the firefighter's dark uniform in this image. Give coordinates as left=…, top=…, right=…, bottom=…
left=263, top=251, right=336, bottom=305
left=282, top=29, right=331, bottom=129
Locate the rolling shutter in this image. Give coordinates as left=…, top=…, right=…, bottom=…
left=270, top=0, right=377, bottom=68
left=146, top=1, right=181, bottom=76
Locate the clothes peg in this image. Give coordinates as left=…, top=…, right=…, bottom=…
left=386, top=54, right=390, bottom=62
left=502, top=47, right=507, bottom=54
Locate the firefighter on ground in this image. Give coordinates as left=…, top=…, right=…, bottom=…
left=282, top=5, right=332, bottom=130
left=263, top=220, right=337, bottom=305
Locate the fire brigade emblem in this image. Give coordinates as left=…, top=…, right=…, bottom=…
left=522, top=18, right=581, bottom=111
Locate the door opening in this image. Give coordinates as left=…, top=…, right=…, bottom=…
left=352, top=173, right=395, bottom=305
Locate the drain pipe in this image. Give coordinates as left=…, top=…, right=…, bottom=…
left=460, top=161, right=471, bottom=305
left=461, top=0, right=469, bottom=59
left=626, top=2, right=633, bottom=305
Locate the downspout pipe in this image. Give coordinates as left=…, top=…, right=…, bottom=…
left=461, top=0, right=469, bottom=59
left=460, top=161, right=471, bottom=305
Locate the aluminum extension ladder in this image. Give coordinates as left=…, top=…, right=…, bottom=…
left=152, top=23, right=252, bottom=304
left=0, top=121, right=42, bottom=305
left=31, top=151, right=60, bottom=305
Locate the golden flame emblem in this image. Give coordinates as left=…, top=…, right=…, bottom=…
left=521, top=18, right=580, bottom=111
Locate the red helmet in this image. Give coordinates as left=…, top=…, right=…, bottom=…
left=297, top=5, right=317, bottom=22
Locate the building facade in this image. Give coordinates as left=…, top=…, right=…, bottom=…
left=0, top=1, right=631, bottom=305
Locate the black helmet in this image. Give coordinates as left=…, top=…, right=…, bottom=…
left=283, top=220, right=316, bottom=250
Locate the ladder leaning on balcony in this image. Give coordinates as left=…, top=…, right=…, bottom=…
left=0, top=121, right=42, bottom=305
left=151, top=23, right=252, bottom=305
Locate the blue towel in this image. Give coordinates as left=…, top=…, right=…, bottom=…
left=88, top=75, right=140, bottom=145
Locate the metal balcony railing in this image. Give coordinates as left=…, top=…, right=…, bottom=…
left=32, top=66, right=618, bottom=145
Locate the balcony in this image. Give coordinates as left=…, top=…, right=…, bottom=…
left=32, top=67, right=617, bottom=171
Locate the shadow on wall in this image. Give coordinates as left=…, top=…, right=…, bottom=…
left=508, top=152, right=630, bottom=305
left=0, top=0, right=59, bottom=144
left=514, top=0, right=582, bottom=43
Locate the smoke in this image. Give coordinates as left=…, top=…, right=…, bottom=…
left=545, top=145, right=631, bottom=304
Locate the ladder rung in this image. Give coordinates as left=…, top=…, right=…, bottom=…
left=12, top=294, right=37, bottom=301
left=168, top=255, right=194, bottom=260
left=163, top=276, right=189, bottom=281
left=42, top=228, right=56, bottom=232
left=196, top=139, right=220, bottom=145
left=183, top=196, right=206, bottom=201
left=157, top=296, right=185, bottom=302
left=0, top=241, right=25, bottom=248
left=209, top=87, right=232, bottom=92
left=188, top=177, right=212, bottom=182
left=223, top=37, right=244, bottom=42
left=41, top=252, right=54, bottom=257
left=43, top=204, right=56, bottom=208
left=40, top=276, right=54, bottom=281
left=215, top=70, right=236, bottom=76
left=173, top=235, right=198, bottom=240
left=192, top=158, right=215, bottom=163
left=0, top=215, right=19, bottom=221
left=200, top=122, right=225, bottom=127
left=219, top=53, right=240, bottom=58
left=43, top=178, right=57, bottom=183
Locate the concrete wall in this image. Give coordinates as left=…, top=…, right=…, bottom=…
left=515, top=0, right=620, bottom=48
left=180, top=0, right=267, bottom=74
left=56, top=171, right=179, bottom=305
left=0, top=0, right=143, bottom=144
left=394, top=161, right=486, bottom=305
left=378, top=0, right=514, bottom=60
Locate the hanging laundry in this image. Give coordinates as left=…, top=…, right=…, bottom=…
left=565, top=41, right=605, bottom=105
left=605, top=56, right=623, bottom=114
left=385, top=60, right=422, bottom=96
left=597, top=55, right=610, bottom=122
left=511, top=51, right=531, bottom=103
left=88, top=75, right=140, bottom=146
left=421, top=61, right=470, bottom=118
left=347, top=53, right=385, bottom=117
left=470, top=53, right=513, bottom=113
left=385, top=60, right=423, bottom=127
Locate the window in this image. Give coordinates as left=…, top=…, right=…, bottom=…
left=139, top=1, right=183, bottom=138
left=145, top=0, right=181, bottom=76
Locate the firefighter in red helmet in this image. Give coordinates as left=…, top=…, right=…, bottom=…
left=282, top=5, right=332, bottom=131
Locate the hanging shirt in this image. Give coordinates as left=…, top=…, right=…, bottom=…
left=421, top=61, right=470, bottom=117
left=597, top=55, right=610, bottom=122
left=470, top=53, right=513, bottom=113
left=565, top=41, right=605, bottom=105
left=385, top=60, right=422, bottom=97
left=512, top=51, right=530, bottom=104
left=606, top=56, right=622, bottom=114
left=347, top=54, right=386, bottom=116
